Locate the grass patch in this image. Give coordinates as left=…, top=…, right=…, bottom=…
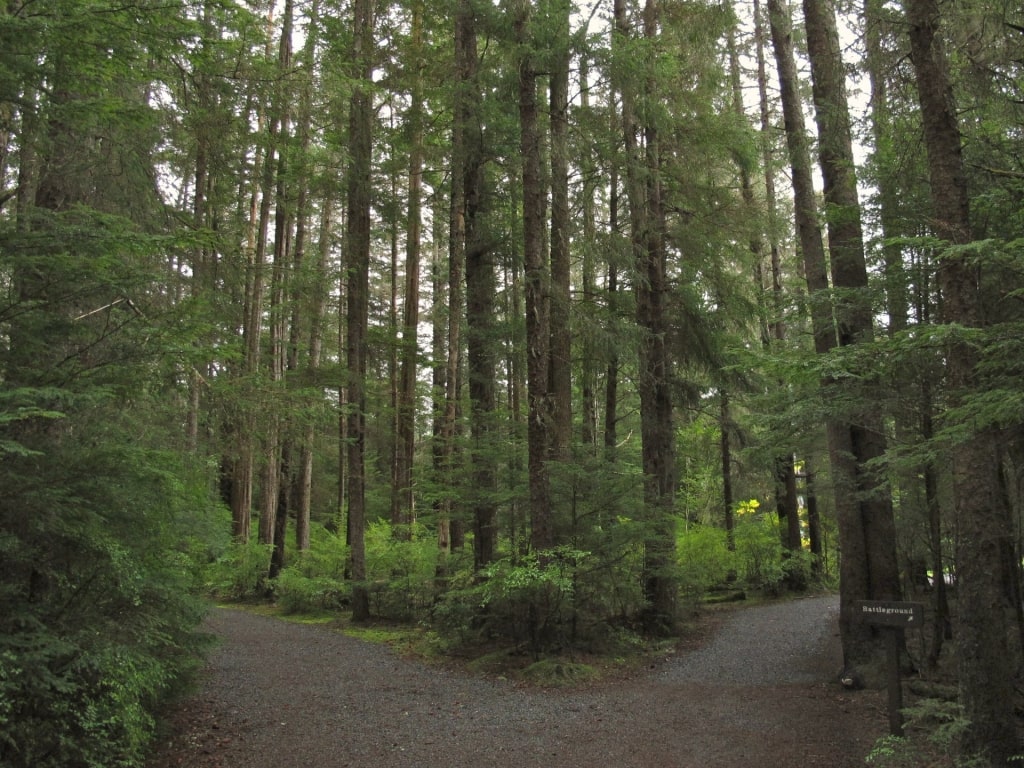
left=520, top=659, right=599, bottom=686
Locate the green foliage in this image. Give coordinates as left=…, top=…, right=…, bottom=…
left=732, top=500, right=785, bottom=591
left=675, top=499, right=818, bottom=597
left=901, top=697, right=971, bottom=753
left=205, top=539, right=274, bottom=601
left=363, top=520, right=439, bottom=620
left=676, top=524, right=736, bottom=596
left=433, top=548, right=590, bottom=656
left=0, top=401, right=217, bottom=768
left=865, top=736, right=921, bottom=768
left=273, top=526, right=350, bottom=614
left=274, top=568, right=351, bottom=615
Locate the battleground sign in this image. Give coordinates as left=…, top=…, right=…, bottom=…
left=855, top=600, right=925, bottom=736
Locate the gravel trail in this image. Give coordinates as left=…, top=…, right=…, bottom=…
left=149, top=594, right=885, bottom=768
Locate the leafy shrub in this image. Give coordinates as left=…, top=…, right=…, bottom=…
left=732, top=501, right=787, bottom=592
left=433, top=548, right=590, bottom=656
left=676, top=524, right=737, bottom=596
left=0, top=419, right=214, bottom=768
left=291, top=524, right=350, bottom=578
left=274, top=568, right=350, bottom=614
left=364, top=521, right=438, bottom=620
left=205, top=539, right=274, bottom=601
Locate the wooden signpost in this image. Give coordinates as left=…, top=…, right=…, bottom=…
left=855, top=600, right=924, bottom=736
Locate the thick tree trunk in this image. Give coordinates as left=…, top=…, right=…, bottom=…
left=768, top=0, right=879, bottom=673
left=460, top=0, right=499, bottom=569
left=516, top=0, right=554, bottom=552
left=345, top=0, right=374, bottom=623
left=906, top=0, right=1020, bottom=758
left=806, top=0, right=903, bottom=615
left=622, top=0, right=677, bottom=631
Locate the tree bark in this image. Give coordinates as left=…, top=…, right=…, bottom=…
left=578, top=55, right=599, bottom=450
left=262, top=0, right=295, bottom=574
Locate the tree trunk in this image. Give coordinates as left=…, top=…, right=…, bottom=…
left=548, top=0, right=572, bottom=460
left=460, top=0, right=499, bottom=569
left=604, top=168, right=620, bottom=457
left=516, top=0, right=554, bottom=552
left=721, top=391, right=735, bottom=551
left=579, top=55, right=599, bottom=450
left=393, top=0, right=424, bottom=539
left=292, top=0, right=327, bottom=553
left=345, top=0, right=374, bottom=623
left=804, top=0, right=903, bottom=642
left=740, top=3, right=801, bottom=554
left=619, top=0, right=677, bottom=631
left=768, top=0, right=874, bottom=672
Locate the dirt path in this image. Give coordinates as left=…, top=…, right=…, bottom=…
left=148, top=595, right=886, bottom=768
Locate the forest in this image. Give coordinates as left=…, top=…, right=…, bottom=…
left=1, top=0, right=1023, bottom=765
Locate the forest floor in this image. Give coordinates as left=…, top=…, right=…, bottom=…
left=147, top=594, right=891, bottom=768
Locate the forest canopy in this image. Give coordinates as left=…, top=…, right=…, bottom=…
left=2, top=0, right=1024, bottom=765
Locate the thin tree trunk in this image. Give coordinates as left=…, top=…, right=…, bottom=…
left=579, top=55, right=599, bottom=450
left=437, top=0, right=470, bottom=559
left=548, top=0, right=572, bottom=460
left=290, top=0, right=326, bottom=553
left=430, top=193, right=452, bottom=569
left=393, top=0, right=424, bottom=539
left=737, top=5, right=801, bottom=554
left=721, top=391, right=735, bottom=551
left=604, top=167, right=620, bottom=457
left=261, top=0, right=295, bottom=576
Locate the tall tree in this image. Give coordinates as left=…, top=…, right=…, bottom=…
left=804, top=0, right=902, bottom=653
left=392, top=0, right=425, bottom=537
left=290, top=0, right=329, bottom=554
left=516, top=0, right=554, bottom=551
left=548, top=0, right=573, bottom=460
left=616, top=0, right=677, bottom=630
left=461, top=0, right=500, bottom=568
left=263, top=0, right=296, bottom=579
left=345, top=0, right=375, bottom=622
left=905, top=0, right=1020, bottom=758
left=767, top=0, right=870, bottom=669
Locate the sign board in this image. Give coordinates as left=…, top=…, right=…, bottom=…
left=855, top=600, right=924, bottom=628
